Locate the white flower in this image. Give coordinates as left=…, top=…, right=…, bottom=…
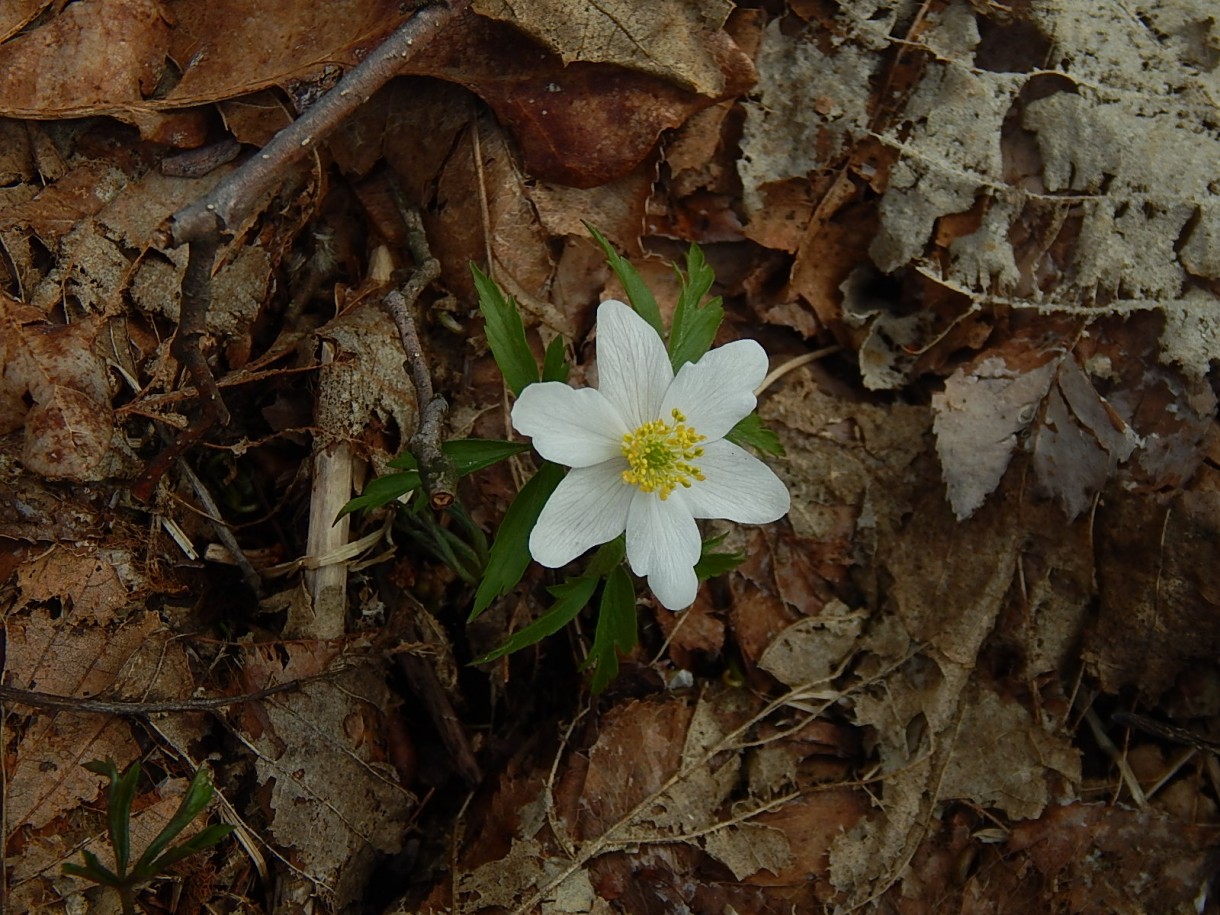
left=511, top=299, right=790, bottom=610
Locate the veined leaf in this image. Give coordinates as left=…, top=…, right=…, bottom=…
left=668, top=243, right=723, bottom=371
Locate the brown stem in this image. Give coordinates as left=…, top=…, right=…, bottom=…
left=382, top=205, right=457, bottom=509
left=164, top=0, right=472, bottom=248
left=0, top=669, right=347, bottom=716
left=140, top=0, right=470, bottom=497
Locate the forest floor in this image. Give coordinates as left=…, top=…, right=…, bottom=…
left=2, top=1, right=1219, bottom=913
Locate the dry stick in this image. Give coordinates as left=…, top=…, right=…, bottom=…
left=138, top=0, right=472, bottom=495
left=163, top=0, right=470, bottom=250
left=382, top=208, right=457, bottom=508
left=0, top=670, right=347, bottom=716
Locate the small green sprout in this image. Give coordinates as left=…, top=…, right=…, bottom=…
left=64, top=759, right=234, bottom=915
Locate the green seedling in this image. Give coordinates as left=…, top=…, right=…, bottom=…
left=64, top=759, right=234, bottom=915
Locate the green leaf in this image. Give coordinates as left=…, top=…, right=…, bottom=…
left=668, top=243, right=723, bottom=371
left=586, top=223, right=665, bottom=340
left=474, top=574, right=599, bottom=664
left=390, top=438, right=530, bottom=474
left=725, top=412, right=784, bottom=456
left=337, top=470, right=421, bottom=519
left=63, top=850, right=122, bottom=887
left=344, top=439, right=532, bottom=519
left=134, top=768, right=216, bottom=876
left=470, top=461, right=565, bottom=620
left=542, top=334, right=571, bottom=383
left=583, top=536, right=626, bottom=578
left=144, top=824, right=235, bottom=876
left=472, top=263, right=539, bottom=396
left=695, top=547, right=746, bottom=580
left=587, top=566, right=637, bottom=694
left=85, top=759, right=139, bottom=878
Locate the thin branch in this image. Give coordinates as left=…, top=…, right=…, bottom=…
left=162, top=0, right=472, bottom=249
left=382, top=206, right=457, bottom=509
left=0, top=669, right=349, bottom=716
left=139, top=0, right=471, bottom=493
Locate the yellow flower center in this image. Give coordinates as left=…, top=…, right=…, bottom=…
left=621, top=409, right=706, bottom=500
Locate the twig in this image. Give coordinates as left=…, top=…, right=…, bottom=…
left=162, top=1, right=471, bottom=249
left=382, top=207, right=457, bottom=509
left=0, top=669, right=347, bottom=716
left=141, top=0, right=471, bottom=490
left=177, top=456, right=261, bottom=591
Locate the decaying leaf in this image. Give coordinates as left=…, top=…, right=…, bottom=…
left=473, top=0, right=737, bottom=96
left=933, top=350, right=1060, bottom=521
left=5, top=610, right=195, bottom=833
left=0, top=297, right=136, bottom=481
left=232, top=643, right=416, bottom=909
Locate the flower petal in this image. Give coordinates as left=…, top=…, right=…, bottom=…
left=626, top=490, right=701, bottom=611
left=596, top=299, right=673, bottom=429
left=683, top=439, right=790, bottom=523
left=661, top=340, right=768, bottom=441
left=512, top=382, right=628, bottom=467
left=529, top=460, right=632, bottom=567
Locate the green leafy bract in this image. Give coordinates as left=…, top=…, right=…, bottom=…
left=695, top=533, right=747, bottom=580
left=668, top=243, right=724, bottom=371
left=726, top=412, right=784, bottom=456
left=472, top=262, right=538, bottom=396
left=587, top=565, right=637, bottom=694
left=471, top=461, right=565, bottom=619
left=541, top=333, right=571, bottom=383
left=586, top=223, right=665, bottom=339
left=474, top=575, right=598, bottom=664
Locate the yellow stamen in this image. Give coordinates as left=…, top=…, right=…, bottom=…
left=620, top=408, right=706, bottom=500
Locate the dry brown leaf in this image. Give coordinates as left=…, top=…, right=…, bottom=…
left=1029, top=356, right=1138, bottom=519
left=0, top=299, right=135, bottom=481
left=404, top=8, right=755, bottom=188
left=315, top=303, right=419, bottom=461
left=233, top=643, right=416, bottom=909
left=934, top=351, right=1059, bottom=520
left=13, top=544, right=150, bottom=625
left=5, top=610, right=194, bottom=831
left=0, top=0, right=170, bottom=122
left=1003, top=803, right=1220, bottom=913
left=473, top=0, right=737, bottom=96
left=1086, top=491, right=1220, bottom=698
left=163, top=0, right=405, bottom=106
